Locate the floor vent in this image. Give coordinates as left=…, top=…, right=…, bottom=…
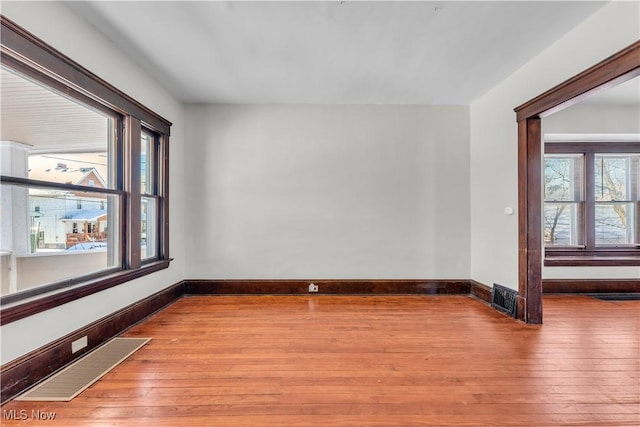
left=15, top=337, right=150, bottom=402
left=492, top=284, right=518, bottom=318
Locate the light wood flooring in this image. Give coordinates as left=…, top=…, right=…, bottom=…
left=2, top=295, right=639, bottom=426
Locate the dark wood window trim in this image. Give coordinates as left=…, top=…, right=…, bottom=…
left=544, top=256, right=640, bottom=267
left=544, top=141, right=640, bottom=266
left=0, top=176, right=122, bottom=196
left=515, top=40, right=640, bottom=324
left=141, top=127, right=163, bottom=264
left=545, top=141, right=640, bottom=154
left=125, top=116, right=143, bottom=269
left=0, top=260, right=171, bottom=326
left=0, top=16, right=172, bottom=324
left=160, top=133, right=170, bottom=260
left=0, top=17, right=170, bottom=135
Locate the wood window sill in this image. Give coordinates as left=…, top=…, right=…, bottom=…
left=544, top=255, right=640, bottom=267
left=0, top=259, right=172, bottom=326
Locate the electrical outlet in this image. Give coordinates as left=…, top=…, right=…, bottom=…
left=71, top=336, right=88, bottom=353
left=308, top=283, right=318, bottom=292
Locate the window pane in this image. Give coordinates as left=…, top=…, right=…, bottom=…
left=1, top=66, right=114, bottom=189
left=0, top=183, right=120, bottom=296
left=141, top=196, right=157, bottom=260
left=28, top=153, right=110, bottom=188
left=544, top=202, right=582, bottom=246
left=141, top=131, right=154, bottom=195
left=595, top=203, right=635, bottom=246
left=595, top=155, right=637, bottom=202
left=544, top=155, right=582, bottom=202
left=0, top=65, right=120, bottom=297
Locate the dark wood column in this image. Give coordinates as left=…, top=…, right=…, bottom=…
left=517, top=117, right=543, bottom=324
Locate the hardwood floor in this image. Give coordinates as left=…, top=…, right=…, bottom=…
left=2, top=295, right=638, bottom=426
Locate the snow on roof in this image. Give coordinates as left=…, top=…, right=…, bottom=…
left=61, top=208, right=108, bottom=222
left=28, top=153, right=108, bottom=186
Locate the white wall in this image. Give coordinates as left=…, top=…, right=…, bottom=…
left=544, top=104, right=640, bottom=134
left=184, top=105, right=470, bottom=279
left=0, top=1, right=186, bottom=365
left=470, top=1, right=640, bottom=289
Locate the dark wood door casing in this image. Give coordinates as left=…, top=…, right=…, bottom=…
left=514, top=40, right=640, bottom=324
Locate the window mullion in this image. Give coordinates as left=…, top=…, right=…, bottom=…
left=125, top=116, right=142, bottom=269
left=110, top=117, right=125, bottom=268
left=584, top=152, right=595, bottom=250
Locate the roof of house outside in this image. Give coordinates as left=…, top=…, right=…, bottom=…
left=61, top=208, right=108, bottom=222
left=28, top=153, right=108, bottom=186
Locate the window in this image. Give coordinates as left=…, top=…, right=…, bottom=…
left=544, top=155, right=583, bottom=246
left=544, top=141, right=640, bottom=265
left=594, top=155, right=638, bottom=245
left=141, top=129, right=159, bottom=261
left=0, top=17, right=171, bottom=323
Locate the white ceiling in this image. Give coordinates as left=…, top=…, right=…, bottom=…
left=0, top=67, right=111, bottom=152
left=66, top=1, right=609, bottom=105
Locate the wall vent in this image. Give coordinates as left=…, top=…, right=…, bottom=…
left=491, top=284, right=518, bottom=318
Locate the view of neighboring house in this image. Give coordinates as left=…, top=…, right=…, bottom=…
left=27, top=154, right=109, bottom=251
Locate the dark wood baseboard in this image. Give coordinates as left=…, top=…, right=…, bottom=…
left=543, top=279, right=640, bottom=294
left=469, top=280, right=492, bottom=304
left=184, top=279, right=471, bottom=295
left=11, top=276, right=634, bottom=404
left=0, top=281, right=184, bottom=403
